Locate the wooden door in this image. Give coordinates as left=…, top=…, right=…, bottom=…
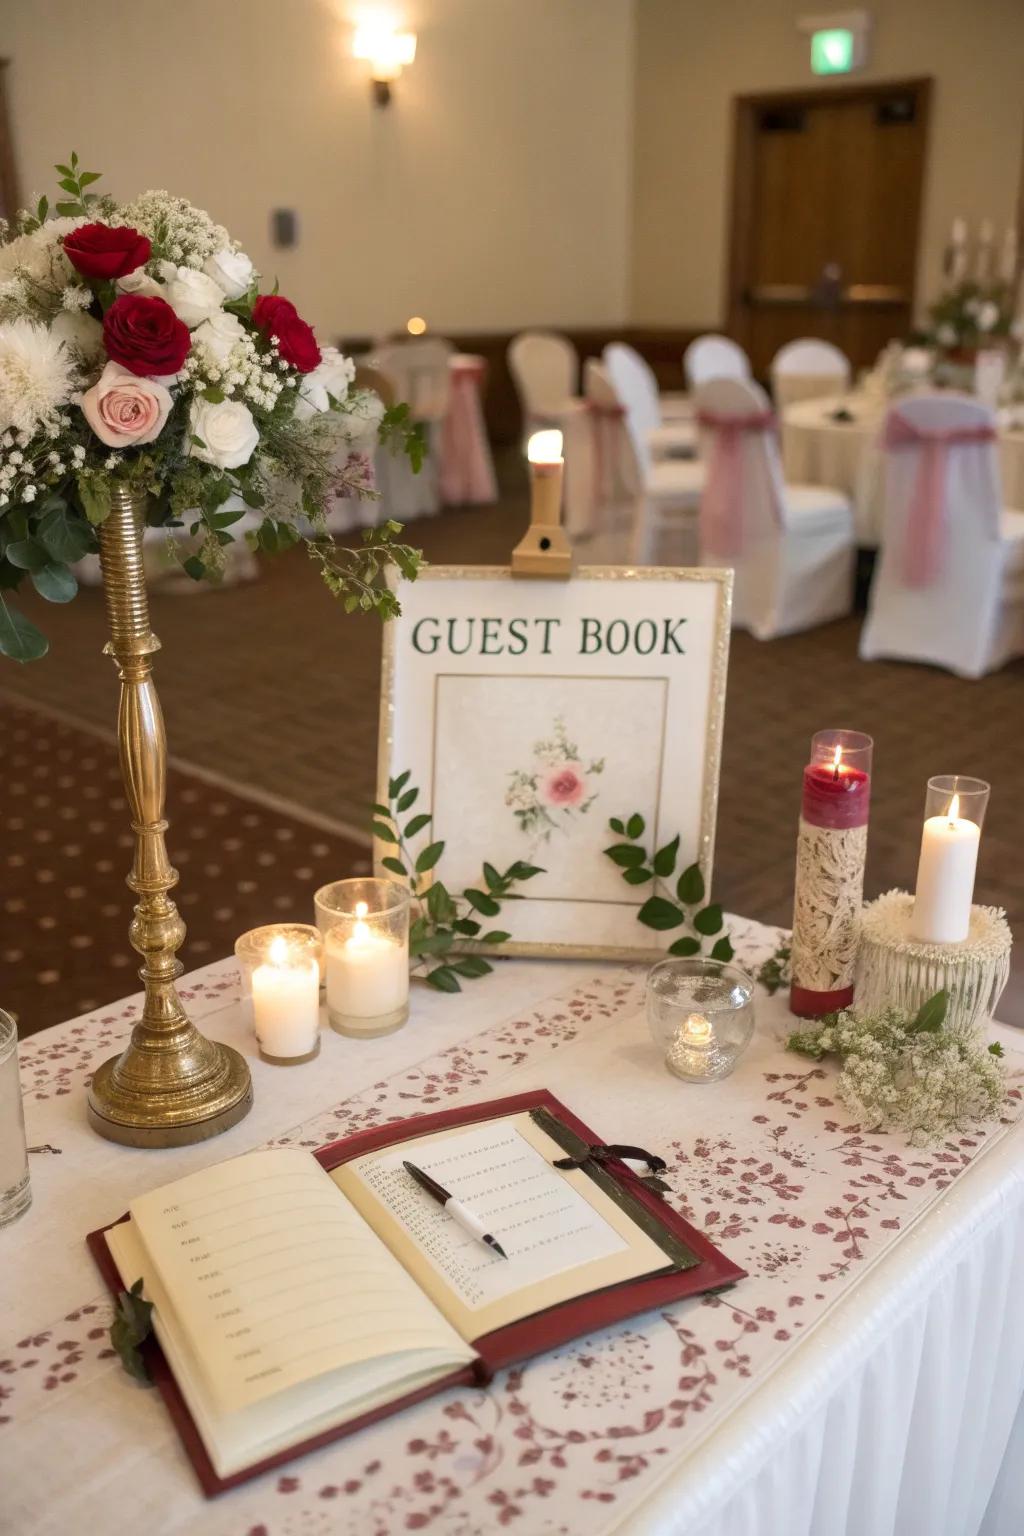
left=727, top=79, right=931, bottom=378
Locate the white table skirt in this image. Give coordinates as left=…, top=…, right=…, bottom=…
left=781, top=394, right=1024, bottom=547
left=6, top=927, right=1024, bottom=1535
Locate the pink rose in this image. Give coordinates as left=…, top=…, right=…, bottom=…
left=539, top=763, right=587, bottom=807
left=80, top=361, right=172, bottom=448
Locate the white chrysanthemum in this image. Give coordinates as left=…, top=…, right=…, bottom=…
left=0, top=317, right=77, bottom=434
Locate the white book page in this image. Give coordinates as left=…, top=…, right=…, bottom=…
left=334, top=1112, right=672, bottom=1340
left=126, top=1147, right=472, bottom=1416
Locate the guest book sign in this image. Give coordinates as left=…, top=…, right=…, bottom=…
left=378, top=566, right=732, bottom=958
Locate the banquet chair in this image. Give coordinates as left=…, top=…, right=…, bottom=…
left=370, top=337, right=454, bottom=519
left=695, top=376, right=855, bottom=639
left=683, top=334, right=751, bottom=390
left=771, top=338, right=851, bottom=409
left=507, top=330, right=581, bottom=433
left=604, top=344, right=705, bottom=565
left=860, top=393, right=1024, bottom=677
left=604, top=344, right=696, bottom=460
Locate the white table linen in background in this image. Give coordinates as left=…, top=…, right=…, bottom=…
left=5, top=920, right=1024, bottom=1536
left=781, top=394, right=1024, bottom=546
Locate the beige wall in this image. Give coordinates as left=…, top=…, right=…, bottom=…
left=630, top=0, right=1024, bottom=327
left=3, top=0, right=636, bottom=338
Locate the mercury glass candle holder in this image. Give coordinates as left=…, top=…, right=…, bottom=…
left=234, top=924, right=323, bottom=1065
left=646, top=958, right=756, bottom=1083
left=316, top=878, right=411, bottom=1038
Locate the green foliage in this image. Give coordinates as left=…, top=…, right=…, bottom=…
left=603, top=814, right=733, bottom=959
left=109, top=1278, right=155, bottom=1384
left=757, top=940, right=791, bottom=996
left=53, top=151, right=104, bottom=219
left=372, top=776, right=543, bottom=991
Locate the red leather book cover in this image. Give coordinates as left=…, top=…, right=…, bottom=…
left=87, top=1088, right=745, bottom=1497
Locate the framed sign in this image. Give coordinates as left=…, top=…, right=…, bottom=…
left=377, top=565, right=732, bottom=960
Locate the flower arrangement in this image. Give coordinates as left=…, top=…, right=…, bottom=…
left=925, top=278, right=1019, bottom=354
left=787, top=990, right=1008, bottom=1147
left=0, top=153, right=422, bottom=660
left=505, top=717, right=604, bottom=845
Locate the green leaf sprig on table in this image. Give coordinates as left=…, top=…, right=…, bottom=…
left=372, top=772, right=543, bottom=993
left=109, top=1278, right=154, bottom=1384
left=603, top=813, right=733, bottom=960
left=757, top=940, right=792, bottom=995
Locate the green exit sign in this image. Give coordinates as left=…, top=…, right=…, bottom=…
left=811, top=27, right=856, bottom=73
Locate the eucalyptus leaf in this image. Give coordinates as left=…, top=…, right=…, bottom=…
left=31, top=561, right=77, bottom=603
left=38, top=503, right=92, bottom=563
left=676, top=863, right=705, bottom=905
left=5, top=537, right=49, bottom=571
left=0, top=596, right=47, bottom=661
left=637, top=897, right=686, bottom=931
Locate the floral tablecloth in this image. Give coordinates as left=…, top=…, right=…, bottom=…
left=5, top=918, right=1024, bottom=1536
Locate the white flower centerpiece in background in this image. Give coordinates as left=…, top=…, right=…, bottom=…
left=0, top=153, right=423, bottom=661
left=505, top=716, right=605, bottom=848
left=924, top=277, right=1016, bottom=356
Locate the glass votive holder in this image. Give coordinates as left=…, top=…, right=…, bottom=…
left=317, top=878, right=411, bottom=1038
left=234, top=924, right=323, bottom=1065
left=0, top=1009, right=31, bottom=1228
left=910, top=775, right=991, bottom=944
left=646, top=958, right=755, bottom=1083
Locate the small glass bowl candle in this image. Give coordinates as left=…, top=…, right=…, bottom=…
left=234, top=924, right=323, bottom=1065
left=317, top=878, right=410, bottom=1038
left=646, top=958, right=755, bottom=1083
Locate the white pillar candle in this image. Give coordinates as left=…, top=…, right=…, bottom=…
left=252, top=936, right=321, bottom=1059
left=910, top=794, right=981, bottom=944
left=326, top=902, right=409, bottom=1034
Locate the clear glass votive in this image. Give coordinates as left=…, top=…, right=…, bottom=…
left=317, top=878, right=410, bottom=1038
left=0, top=1009, right=31, bottom=1228
left=910, top=775, right=991, bottom=945
left=646, top=958, right=755, bottom=1083
left=234, top=925, right=323, bottom=1065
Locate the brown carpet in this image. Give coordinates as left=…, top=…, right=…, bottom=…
left=3, top=449, right=1022, bottom=1027
left=0, top=698, right=371, bottom=1036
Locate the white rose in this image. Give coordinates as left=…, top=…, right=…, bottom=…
left=164, top=267, right=224, bottom=328
left=116, top=268, right=163, bottom=298
left=188, top=397, right=259, bottom=469
left=293, top=345, right=357, bottom=420
left=977, top=302, right=999, bottom=332
left=52, top=310, right=104, bottom=364
left=192, top=310, right=246, bottom=369
left=203, top=247, right=254, bottom=300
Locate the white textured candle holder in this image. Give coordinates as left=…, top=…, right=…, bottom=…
left=855, top=889, right=1012, bottom=1039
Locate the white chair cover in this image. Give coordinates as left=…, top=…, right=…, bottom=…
left=695, top=376, right=855, bottom=639
left=771, top=338, right=852, bottom=408
left=684, top=334, right=751, bottom=389
left=860, top=393, right=1024, bottom=677
left=370, top=338, right=454, bottom=521
left=507, top=331, right=580, bottom=427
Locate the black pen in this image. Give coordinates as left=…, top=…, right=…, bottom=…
left=403, top=1160, right=508, bottom=1259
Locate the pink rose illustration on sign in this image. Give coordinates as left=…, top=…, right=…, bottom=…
left=506, top=717, right=604, bottom=847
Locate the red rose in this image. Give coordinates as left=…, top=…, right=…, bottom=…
left=64, top=222, right=152, bottom=281
left=102, top=295, right=191, bottom=378
left=252, top=294, right=321, bottom=373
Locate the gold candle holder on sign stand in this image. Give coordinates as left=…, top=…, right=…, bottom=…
left=512, top=429, right=573, bottom=579
left=86, top=486, right=252, bottom=1147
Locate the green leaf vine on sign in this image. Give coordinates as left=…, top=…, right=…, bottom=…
left=603, top=813, right=734, bottom=960
left=371, top=773, right=544, bottom=993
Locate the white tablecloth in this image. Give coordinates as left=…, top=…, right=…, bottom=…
left=781, top=395, right=1024, bottom=546
left=5, top=919, right=1024, bottom=1536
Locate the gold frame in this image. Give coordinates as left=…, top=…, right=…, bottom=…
left=376, top=564, right=733, bottom=962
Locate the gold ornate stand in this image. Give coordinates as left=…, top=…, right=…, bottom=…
left=86, top=487, right=253, bottom=1146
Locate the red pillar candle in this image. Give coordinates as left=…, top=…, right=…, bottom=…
left=790, top=729, right=873, bottom=1018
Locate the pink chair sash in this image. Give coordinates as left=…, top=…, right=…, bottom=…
left=696, top=409, right=776, bottom=557
left=884, top=412, right=997, bottom=586
left=439, top=357, right=498, bottom=506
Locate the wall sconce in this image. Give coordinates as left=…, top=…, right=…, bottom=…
left=353, top=22, right=417, bottom=107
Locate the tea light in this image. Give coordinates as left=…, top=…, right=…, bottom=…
left=234, top=925, right=323, bottom=1064
left=318, top=878, right=410, bottom=1038
left=647, top=960, right=755, bottom=1083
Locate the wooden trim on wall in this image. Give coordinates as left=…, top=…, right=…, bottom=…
left=725, top=76, right=933, bottom=352
left=0, top=60, right=20, bottom=223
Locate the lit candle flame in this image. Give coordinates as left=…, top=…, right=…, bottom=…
left=831, top=744, right=842, bottom=781
left=355, top=901, right=368, bottom=919
left=527, top=429, right=563, bottom=464
left=682, top=1012, right=712, bottom=1045
left=406, top=316, right=426, bottom=335
left=948, top=793, right=960, bottom=824
left=269, top=935, right=289, bottom=965
left=353, top=899, right=370, bottom=944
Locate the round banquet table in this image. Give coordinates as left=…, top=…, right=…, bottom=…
left=781, top=394, right=1024, bottom=547
left=5, top=920, right=1024, bottom=1536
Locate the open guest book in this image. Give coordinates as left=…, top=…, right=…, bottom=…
left=88, top=1090, right=744, bottom=1495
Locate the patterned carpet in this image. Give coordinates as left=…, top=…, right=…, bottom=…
left=3, top=450, right=1022, bottom=1031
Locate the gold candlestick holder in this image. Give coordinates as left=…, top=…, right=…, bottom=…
left=86, top=486, right=253, bottom=1146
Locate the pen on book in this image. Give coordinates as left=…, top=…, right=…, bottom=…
left=402, top=1160, right=509, bottom=1259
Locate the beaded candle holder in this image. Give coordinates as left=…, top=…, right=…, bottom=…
left=855, top=889, right=1012, bottom=1040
